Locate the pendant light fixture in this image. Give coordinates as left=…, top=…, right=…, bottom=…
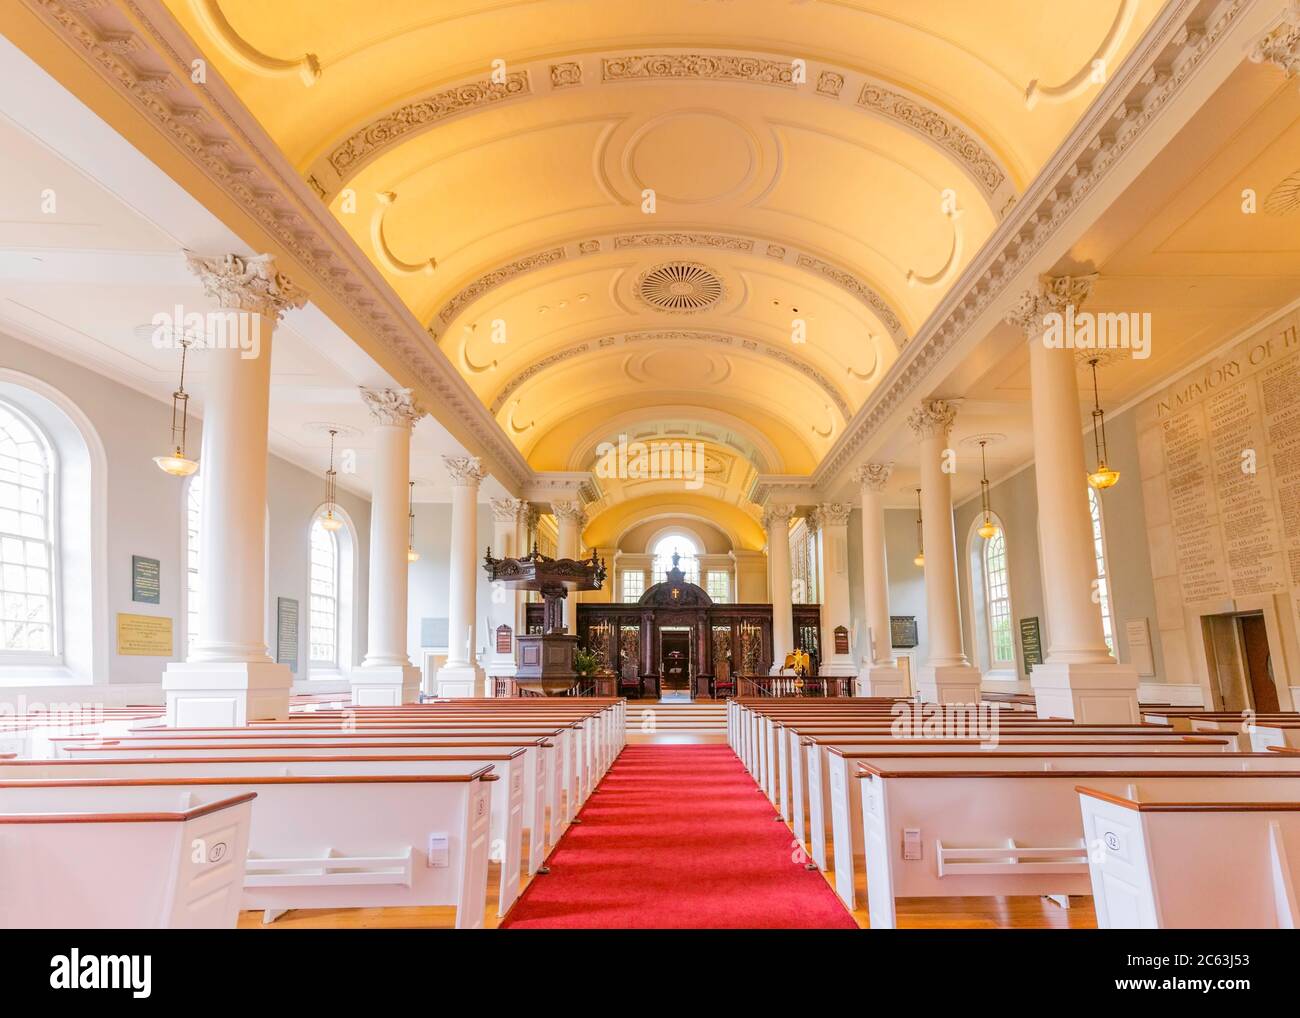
left=913, top=487, right=925, bottom=567
left=977, top=439, right=999, bottom=539
left=153, top=336, right=198, bottom=477
left=1086, top=356, right=1120, bottom=490
left=407, top=480, right=420, bottom=562
left=319, top=429, right=343, bottom=531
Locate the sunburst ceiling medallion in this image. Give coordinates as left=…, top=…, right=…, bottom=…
left=637, top=262, right=725, bottom=313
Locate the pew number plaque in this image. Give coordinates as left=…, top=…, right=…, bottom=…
left=116, top=613, right=173, bottom=656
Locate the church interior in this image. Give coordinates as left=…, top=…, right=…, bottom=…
left=1, top=0, right=1299, bottom=949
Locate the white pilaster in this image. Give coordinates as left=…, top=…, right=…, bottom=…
left=552, top=501, right=586, bottom=635
left=163, top=253, right=306, bottom=725
left=351, top=388, right=424, bottom=706
left=908, top=400, right=982, bottom=703
left=813, top=503, right=856, bottom=677
left=855, top=463, right=907, bottom=697
left=486, top=497, right=529, bottom=684
left=1007, top=276, right=1139, bottom=721
left=763, top=504, right=796, bottom=673
left=438, top=455, right=486, bottom=697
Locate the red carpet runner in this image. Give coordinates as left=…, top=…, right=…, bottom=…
left=501, top=745, right=858, bottom=929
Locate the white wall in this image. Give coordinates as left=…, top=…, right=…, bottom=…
left=406, top=502, right=495, bottom=669
left=0, top=329, right=371, bottom=690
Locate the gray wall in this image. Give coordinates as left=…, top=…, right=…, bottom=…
left=0, top=329, right=371, bottom=686
left=406, top=502, right=496, bottom=667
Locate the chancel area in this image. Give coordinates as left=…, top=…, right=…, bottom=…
left=0, top=0, right=1299, bottom=936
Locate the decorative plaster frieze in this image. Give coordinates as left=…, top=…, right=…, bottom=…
left=486, top=329, right=853, bottom=421
left=814, top=502, right=853, bottom=527
left=433, top=231, right=906, bottom=344
left=490, top=496, right=530, bottom=523
left=761, top=504, right=797, bottom=529
left=327, top=72, right=530, bottom=181
left=551, top=500, right=587, bottom=526
left=603, top=53, right=796, bottom=87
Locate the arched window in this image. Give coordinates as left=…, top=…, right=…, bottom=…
left=185, top=474, right=201, bottom=656
left=1088, top=487, right=1115, bottom=655
left=0, top=401, right=55, bottom=657
left=651, top=535, right=699, bottom=585
left=309, top=518, right=339, bottom=666
left=983, top=530, right=1014, bottom=667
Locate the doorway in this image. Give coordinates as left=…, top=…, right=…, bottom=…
left=659, top=627, right=692, bottom=698
left=1239, top=613, right=1278, bottom=713
left=1204, top=610, right=1278, bottom=712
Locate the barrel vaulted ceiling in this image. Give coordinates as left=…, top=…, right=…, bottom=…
left=160, top=0, right=1162, bottom=485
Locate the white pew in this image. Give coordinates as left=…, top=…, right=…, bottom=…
left=0, top=769, right=496, bottom=928
left=0, top=752, right=529, bottom=917
left=856, top=766, right=1300, bottom=928
left=91, top=721, right=597, bottom=810
left=1079, top=785, right=1300, bottom=928
left=57, top=733, right=570, bottom=856
left=0, top=787, right=254, bottom=928
left=822, top=750, right=1300, bottom=911
left=792, top=731, right=1223, bottom=863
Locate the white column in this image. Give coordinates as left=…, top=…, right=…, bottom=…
left=486, top=497, right=528, bottom=686
left=438, top=455, right=486, bottom=697
left=1007, top=275, right=1139, bottom=720
left=552, top=501, right=586, bottom=634
left=855, top=463, right=907, bottom=696
left=813, top=503, right=856, bottom=677
left=351, top=388, right=424, bottom=706
left=908, top=400, right=982, bottom=703
left=763, top=504, right=796, bottom=673
left=163, top=252, right=306, bottom=725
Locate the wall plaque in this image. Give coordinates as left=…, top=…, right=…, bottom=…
left=495, top=624, right=513, bottom=654
left=116, top=613, right=172, bottom=656
left=1124, top=617, right=1156, bottom=677
left=1019, top=616, right=1043, bottom=673
left=833, top=625, right=849, bottom=655
left=889, top=615, right=918, bottom=649
left=276, top=597, right=299, bottom=672
left=130, top=555, right=160, bottom=605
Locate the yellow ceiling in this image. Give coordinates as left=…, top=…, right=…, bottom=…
left=163, top=0, right=1164, bottom=493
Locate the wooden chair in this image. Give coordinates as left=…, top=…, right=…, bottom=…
left=712, top=659, right=735, bottom=700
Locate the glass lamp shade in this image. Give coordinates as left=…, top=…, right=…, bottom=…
left=154, top=451, right=198, bottom=477
left=1087, top=465, right=1121, bottom=490
left=913, top=552, right=925, bottom=567
left=319, top=511, right=344, bottom=532
left=407, top=547, right=420, bottom=563
left=977, top=517, right=999, bottom=540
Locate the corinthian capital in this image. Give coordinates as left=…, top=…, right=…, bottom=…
left=814, top=502, right=853, bottom=528
left=853, top=462, right=893, bottom=492
left=490, top=497, right=529, bottom=523
left=443, top=455, right=485, bottom=487
left=761, top=504, right=796, bottom=530
left=1249, top=8, right=1300, bottom=78
left=184, top=251, right=307, bottom=322
left=551, top=500, right=587, bottom=526
left=907, top=399, right=958, bottom=440
left=360, top=387, right=426, bottom=427
left=1004, top=273, right=1097, bottom=338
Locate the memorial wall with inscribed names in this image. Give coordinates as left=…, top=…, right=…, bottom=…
left=1136, top=307, right=1300, bottom=701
